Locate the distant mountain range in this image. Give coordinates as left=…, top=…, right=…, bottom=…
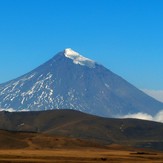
left=0, top=48, right=162, bottom=117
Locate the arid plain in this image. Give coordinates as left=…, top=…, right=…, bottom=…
left=0, top=147, right=163, bottom=163
left=0, top=130, right=163, bottom=163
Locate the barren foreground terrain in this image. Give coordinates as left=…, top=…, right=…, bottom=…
left=0, top=147, right=163, bottom=163
left=0, top=110, right=163, bottom=162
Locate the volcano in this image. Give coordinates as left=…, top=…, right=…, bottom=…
left=0, top=48, right=162, bottom=117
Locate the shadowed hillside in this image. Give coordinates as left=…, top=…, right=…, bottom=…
left=0, top=109, right=163, bottom=150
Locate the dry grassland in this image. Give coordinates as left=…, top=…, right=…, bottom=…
left=0, top=147, right=162, bottom=163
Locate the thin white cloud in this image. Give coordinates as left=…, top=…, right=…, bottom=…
left=0, top=108, right=16, bottom=112
left=0, top=108, right=29, bottom=112
left=120, top=110, right=163, bottom=123
left=122, top=112, right=153, bottom=121
left=154, top=110, right=163, bottom=122
left=142, top=89, right=163, bottom=103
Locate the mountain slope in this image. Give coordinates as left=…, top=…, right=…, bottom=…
left=0, top=129, right=102, bottom=149
left=0, top=48, right=162, bottom=117
left=0, top=110, right=163, bottom=150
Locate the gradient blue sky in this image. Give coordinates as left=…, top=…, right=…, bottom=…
left=0, top=0, right=162, bottom=90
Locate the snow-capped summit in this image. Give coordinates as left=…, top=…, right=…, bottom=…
left=0, top=48, right=162, bottom=117
left=64, top=48, right=95, bottom=68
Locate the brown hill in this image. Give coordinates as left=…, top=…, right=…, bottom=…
left=0, top=109, right=163, bottom=150
left=0, top=130, right=103, bottom=150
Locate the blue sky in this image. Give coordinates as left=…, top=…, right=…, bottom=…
left=0, top=0, right=163, bottom=90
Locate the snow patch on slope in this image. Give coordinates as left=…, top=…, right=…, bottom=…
left=64, top=48, right=95, bottom=68
left=0, top=72, right=55, bottom=111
